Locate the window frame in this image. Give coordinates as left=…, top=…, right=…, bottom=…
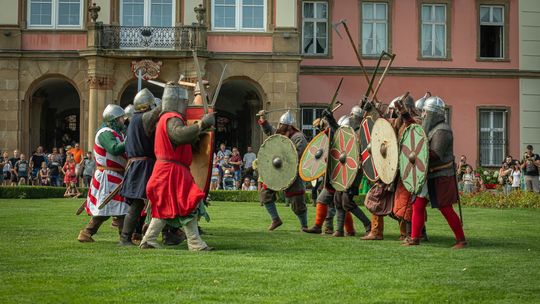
left=300, top=106, right=326, bottom=141
left=417, top=0, right=452, bottom=61
left=477, top=106, right=509, bottom=168
left=300, top=0, right=332, bottom=58
left=476, top=0, right=510, bottom=62
left=27, top=0, right=84, bottom=29
left=211, top=0, right=268, bottom=32
left=120, top=0, right=176, bottom=27
left=358, top=0, right=393, bottom=58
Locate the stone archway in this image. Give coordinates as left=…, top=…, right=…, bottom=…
left=24, top=77, right=82, bottom=154
left=214, top=78, right=264, bottom=153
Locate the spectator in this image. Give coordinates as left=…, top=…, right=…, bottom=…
left=47, top=154, right=61, bottom=187
left=243, top=146, right=257, bottom=178
left=510, top=162, right=522, bottom=192
left=456, top=155, right=469, bottom=190
left=229, top=147, right=243, bottom=181
left=69, top=143, right=84, bottom=185
left=248, top=179, right=258, bottom=191
left=222, top=169, right=236, bottom=190
left=81, top=151, right=95, bottom=188
left=14, top=153, right=29, bottom=185
left=504, top=155, right=515, bottom=166
left=241, top=177, right=251, bottom=190
left=58, top=147, right=67, bottom=166
left=521, top=145, right=540, bottom=193
left=64, top=181, right=81, bottom=198
left=474, top=172, right=485, bottom=193
left=29, top=146, right=46, bottom=186
left=210, top=162, right=220, bottom=191
left=221, top=155, right=234, bottom=177
left=462, top=166, right=474, bottom=194
left=9, top=150, right=20, bottom=186
left=62, top=153, right=78, bottom=189
left=216, top=143, right=232, bottom=166
left=499, top=162, right=513, bottom=195
left=38, top=162, right=50, bottom=186
left=2, top=151, right=11, bottom=186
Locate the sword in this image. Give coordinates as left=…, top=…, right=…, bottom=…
left=210, top=64, right=228, bottom=107
left=192, top=50, right=209, bottom=114
left=75, top=199, right=87, bottom=215
left=256, top=108, right=301, bottom=117
left=97, top=160, right=133, bottom=210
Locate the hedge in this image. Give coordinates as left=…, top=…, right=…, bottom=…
left=460, top=191, right=540, bottom=209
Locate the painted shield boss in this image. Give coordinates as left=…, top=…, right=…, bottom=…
left=328, top=126, right=360, bottom=191
left=299, top=131, right=329, bottom=182
left=258, top=134, right=298, bottom=191
left=399, top=124, right=429, bottom=194
left=359, top=116, right=379, bottom=182
left=371, top=118, right=399, bottom=185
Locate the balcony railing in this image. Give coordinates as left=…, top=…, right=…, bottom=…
left=99, top=25, right=207, bottom=51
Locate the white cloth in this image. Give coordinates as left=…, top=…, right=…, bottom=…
left=511, top=170, right=521, bottom=188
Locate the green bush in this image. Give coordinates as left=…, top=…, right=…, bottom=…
left=0, top=186, right=89, bottom=199
left=460, top=191, right=540, bottom=209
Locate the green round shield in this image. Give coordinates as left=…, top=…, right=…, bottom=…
left=257, top=134, right=298, bottom=191
left=299, top=131, right=329, bottom=182
left=399, top=124, right=429, bottom=194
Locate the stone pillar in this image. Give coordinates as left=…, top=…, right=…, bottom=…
left=87, top=85, right=98, bottom=151
left=87, top=75, right=114, bottom=150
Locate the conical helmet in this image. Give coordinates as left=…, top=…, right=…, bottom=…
left=124, top=104, right=135, bottom=119
left=133, top=88, right=155, bottom=112
left=423, top=96, right=446, bottom=115
left=337, top=115, right=349, bottom=127
left=103, top=104, right=125, bottom=122
left=279, top=110, right=296, bottom=126
left=415, top=92, right=431, bottom=111
left=351, top=105, right=363, bottom=118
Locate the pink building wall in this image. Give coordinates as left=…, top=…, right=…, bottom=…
left=207, top=34, right=273, bottom=53
left=22, top=33, right=87, bottom=51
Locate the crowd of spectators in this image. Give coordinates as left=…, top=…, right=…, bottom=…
left=457, top=145, right=540, bottom=194
left=210, top=143, right=258, bottom=191
left=0, top=143, right=95, bottom=197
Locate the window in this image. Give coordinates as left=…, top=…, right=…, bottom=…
left=28, top=0, right=82, bottom=28
left=421, top=4, right=446, bottom=58
left=301, top=107, right=325, bottom=141
left=479, top=109, right=507, bottom=167
left=212, top=0, right=266, bottom=31
left=121, top=0, right=174, bottom=27
left=479, top=5, right=504, bottom=58
left=361, top=2, right=388, bottom=56
left=302, top=1, right=328, bottom=55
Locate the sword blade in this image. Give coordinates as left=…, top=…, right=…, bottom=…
left=210, top=64, right=228, bottom=107
left=147, top=79, right=166, bottom=88
left=328, top=77, right=344, bottom=111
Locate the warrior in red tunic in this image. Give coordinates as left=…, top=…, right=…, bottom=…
left=140, top=83, right=215, bottom=251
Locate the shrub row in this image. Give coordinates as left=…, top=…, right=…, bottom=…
left=0, top=186, right=89, bottom=199
left=460, top=191, right=540, bottom=209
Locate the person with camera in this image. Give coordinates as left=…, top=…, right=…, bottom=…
left=456, top=155, right=470, bottom=191
left=521, top=145, right=540, bottom=193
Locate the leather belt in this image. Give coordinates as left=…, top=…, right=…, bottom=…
left=429, top=161, right=454, bottom=173
left=157, top=158, right=189, bottom=169
left=97, top=166, right=125, bottom=173
left=129, top=156, right=151, bottom=161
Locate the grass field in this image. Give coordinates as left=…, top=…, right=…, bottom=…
left=0, top=199, right=539, bottom=303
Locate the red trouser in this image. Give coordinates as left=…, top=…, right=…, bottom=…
left=314, top=203, right=354, bottom=233
left=411, top=197, right=465, bottom=241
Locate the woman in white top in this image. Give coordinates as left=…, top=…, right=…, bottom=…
left=510, top=163, right=522, bottom=191
left=462, top=166, right=475, bottom=194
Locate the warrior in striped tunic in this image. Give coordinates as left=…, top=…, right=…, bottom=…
left=78, top=104, right=129, bottom=242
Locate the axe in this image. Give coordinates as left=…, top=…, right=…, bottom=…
left=192, top=50, right=209, bottom=114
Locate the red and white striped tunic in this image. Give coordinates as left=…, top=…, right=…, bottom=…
left=86, top=127, right=129, bottom=216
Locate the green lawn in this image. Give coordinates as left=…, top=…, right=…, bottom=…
left=0, top=199, right=539, bottom=303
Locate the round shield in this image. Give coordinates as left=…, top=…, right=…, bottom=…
left=359, top=116, right=379, bottom=182
left=399, top=124, right=429, bottom=194
left=187, top=106, right=214, bottom=195
left=328, top=126, right=360, bottom=191
left=371, top=118, right=399, bottom=185
left=299, top=131, right=329, bottom=182
left=257, top=134, right=298, bottom=191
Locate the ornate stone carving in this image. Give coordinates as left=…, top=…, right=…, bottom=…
left=194, top=4, right=206, bottom=26
left=131, top=59, right=163, bottom=80
left=87, top=75, right=114, bottom=89
left=88, top=3, right=101, bottom=23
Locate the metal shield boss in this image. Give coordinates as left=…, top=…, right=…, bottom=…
left=328, top=126, right=360, bottom=191
left=258, top=134, right=298, bottom=191
left=399, top=124, right=429, bottom=194
left=359, top=116, right=379, bottom=182
left=371, top=118, right=399, bottom=185
left=299, top=131, right=329, bottom=182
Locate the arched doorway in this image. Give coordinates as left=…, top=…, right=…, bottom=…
left=214, top=79, right=263, bottom=153
left=28, top=78, right=81, bottom=152
left=119, top=80, right=164, bottom=107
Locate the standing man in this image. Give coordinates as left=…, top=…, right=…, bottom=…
left=77, top=104, right=129, bottom=243
left=81, top=152, right=95, bottom=188
left=118, top=89, right=164, bottom=246
left=257, top=110, right=309, bottom=231
left=8, top=149, right=20, bottom=186
left=521, top=145, right=540, bottom=193
left=140, top=83, right=215, bottom=251
left=229, top=147, right=243, bottom=182
left=29, top=146, right=46, bottom=185
left=403, top=96, right=467, bottom=249
left=243, top=146, right=257, bottom=179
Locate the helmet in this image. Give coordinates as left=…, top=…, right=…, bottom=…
left=337, top=115, right=349, bottom=127
left=133, top=88, right=156, bottom=112
left=124, top=104, right=135, bottom=119
left=279, top=110, right=296, bottom=126
left=351, top=105, right=363, bottom=118
left=415, top=92, right=431, bottom=111
left=162, top=82, right=188, bottom=114
left=103, top=104, right=125, bottom=122
left=153, top=98, right=162, bottom=109
left=423, top=96, right=446, bottom=115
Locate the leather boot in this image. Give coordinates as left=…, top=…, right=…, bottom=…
left=118, top=232, right=134, bottom=246
left=302, top=224, right=322, bottom=234
left=131, top=233, right=143, bottom=245
left=402, top=236, right=420, bottom=246
left=399, top=220, right=408, bottom=241
left=78, top=216, right=107, bottom=242
left=77, top=230, right=94, bottom=242
left=268, top=218, right=283, bottom=231
left=162, top=226, right=186, bottom=246
left=111, top=217, right=120, bottom=228
left=332, top=230, right=344, bottom=237
left=361, top=214, right=384, bottom=240
left=322, top=226, right=334, bottom=235
left=452, top=239, right=468, bottom=249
